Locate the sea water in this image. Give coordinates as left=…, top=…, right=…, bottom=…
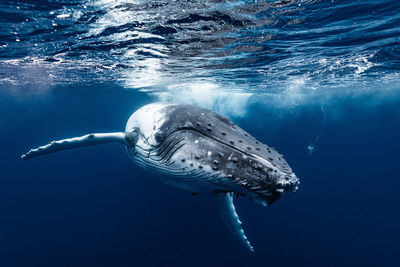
left=1, top=1, right=400, bottom=266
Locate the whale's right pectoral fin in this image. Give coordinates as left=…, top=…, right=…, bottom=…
left=22, top=131, right=138, bottom=160
left=215, top=192, right=254, bottom=252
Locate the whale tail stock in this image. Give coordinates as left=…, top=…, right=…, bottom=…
left=21, top=131, right=138, bottom=160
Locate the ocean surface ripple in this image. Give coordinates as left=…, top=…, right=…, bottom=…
left=1, top=0, right=400, bottom=114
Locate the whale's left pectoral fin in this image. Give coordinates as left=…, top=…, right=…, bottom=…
left=21, top=132, right=138, bottom=160
left=215, top=193, right=254, bottom=252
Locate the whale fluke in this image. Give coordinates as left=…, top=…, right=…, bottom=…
left=216, top=192, right=254, bottom=252
left=22, top=132, right=137, bottom=160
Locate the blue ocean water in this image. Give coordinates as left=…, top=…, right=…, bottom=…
left=1, top=0, right=400, bottom=266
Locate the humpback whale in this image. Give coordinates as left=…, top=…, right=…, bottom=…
left=22, top=103, right=299, bottom=251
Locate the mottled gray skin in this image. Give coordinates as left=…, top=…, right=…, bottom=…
left=126, top=104, right=299, bottom=206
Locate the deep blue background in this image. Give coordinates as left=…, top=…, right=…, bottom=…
left=1, top=83, right=399, bottom=266
left=1, top=0, right=400, bottom=266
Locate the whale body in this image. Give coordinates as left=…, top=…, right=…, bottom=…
left=22, top=103, right=300, bottom=251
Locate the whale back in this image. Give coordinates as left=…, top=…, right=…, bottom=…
left=159, top=105, right=292, bottom=173
left=127, top=103, right=292, bottom=172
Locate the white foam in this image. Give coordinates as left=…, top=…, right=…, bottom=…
left=152, top=81, right=252, bottom=117
left=56, top=14, right=70, bottom=19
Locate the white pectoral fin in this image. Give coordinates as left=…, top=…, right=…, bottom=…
left=215, top=193, right=254, bottom=252
left=21, top=132, right=138, bottom=160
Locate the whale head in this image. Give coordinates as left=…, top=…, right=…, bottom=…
left=124, top=103, right=299, bottom=205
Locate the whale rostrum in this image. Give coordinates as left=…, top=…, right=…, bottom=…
left=22, top=103, right=300, bottom=251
